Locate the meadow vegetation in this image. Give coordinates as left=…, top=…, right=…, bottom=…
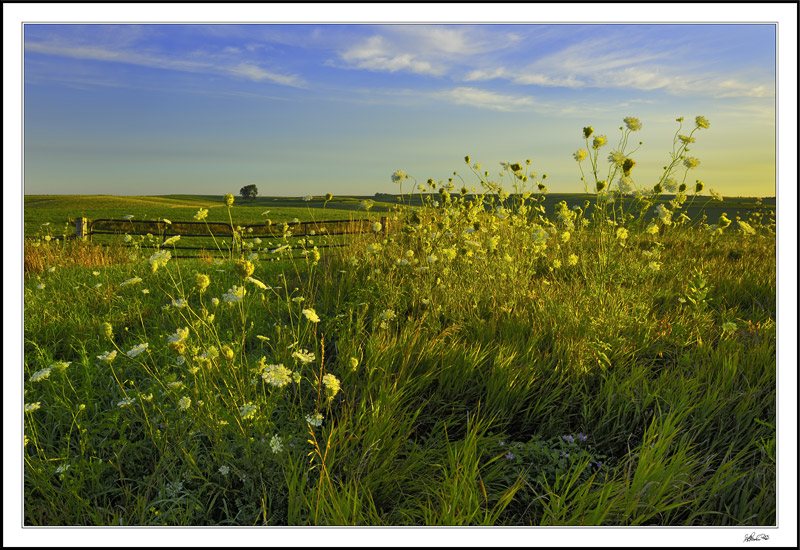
left=23, top=116, right=776, bottom=525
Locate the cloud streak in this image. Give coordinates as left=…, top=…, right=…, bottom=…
left=25, top=40, right=305, bottom=88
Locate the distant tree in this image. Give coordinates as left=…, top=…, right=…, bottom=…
left=240, top=184, right=259, bottom=201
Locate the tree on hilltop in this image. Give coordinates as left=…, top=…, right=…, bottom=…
left=240, top=184, right=259, bottom=201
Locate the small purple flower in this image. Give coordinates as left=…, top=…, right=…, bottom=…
left=560, top=452, right=569, bottom=458
left=563, top=435, right=575, bottom=443
left=505, top=452, right=514, bottom=460
left=578, top=433, right=588, bottom=442
left=499, top=441, right=505, bottom=446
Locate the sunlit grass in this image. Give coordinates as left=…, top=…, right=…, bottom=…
left=23, top=116, right=776, bottom=526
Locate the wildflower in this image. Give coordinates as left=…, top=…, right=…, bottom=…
left=391, top=170, right=407, bottom=183
left=592, top=135, right=608, bottom=149
left=120, top=276, right=142, bottom=286
left=648, top=261, right=661, bottom=272
left=709, top=189, right=723, bottom=202
left=178, top=396, right=191, bottom=410
left=224, top=194, right=234, bottom=206
left=359, top=199, right=375, bottom=211
left=30, top=367, right=52, bottom=382
left=349, top=357, right=359, bottom=371
left=583, top=126, right=594, bottom=138
left=126, top=343, right=149, bottom=358
left=608, top=151, right=625, bottom=166
left=695, top=180, right=705, bottom=193
left=578, top=433, right=588, bottom=441
left=117, top=397, right=136, bottom=408
left=195, top=273, right=211, bottom=293
left=162, top=219, right=172, bottom=225
left=722, top=321, right=737, bottom=332
left=50, top=360, right=71, bottom=373
left=695, top=116, right=710, bottom=129
left=291, top=296, right=305, bottom=303
left=563, top=435, right=575, bottom=443
left=123, top=215, right=134, bottom=220
left=645, top=223, right=660, bottom=236
left=380, top=309, right=396, bottom=322
left=102, top=322, right=114, bottom=339
left=218, top=465, right=230, bottom=476
left=175, top=356, right=186, bottom=366
left=567, top=254, right=578, bottom=266
left=123, top=234, right=133, bottom=243
left=678, top=134, right=695, bottom=144
left=737, top=220, right=756, bottom=235
left=367, top=243, right=383, bottom=254
left=683, top=157, right=700, bottom=169
left=623, top=116, right=642, bottom=131
left=505, top=452, right=515, bottom=460
left=552, top=259, right=562, bottom=269
left=211, top=297, right=220, bottom=307
left=322, top=373, right=341, bottom=401
left=194, top=208, right=209, bottom=221
left=262, top=363, right=293, bottom=387
left=655, top=204, right=672, bottom=225
left=148, top=249, right=171, bottom=272
left=55, top=463, right=71, bottom=475
left=234, top=259, right=255, bottom=278
left=271, top=244, right=290, bottom=254
left=97, top=350, right=117, bottom=362
left=222, top=285, right=246, bottom=303
left=245, top=276, right=267, bottom=290
left=36, top=283, right=45, bottom=290
left=435, top=246, right=455, bottom=262
left=302, top=308, right=321, bottom=323
left=303, top=195, right=313, bottom=201
left=616, top=227, right=629, bottom=240
left=239, top=402, right=257, bottom=420
left=25, top=402, right=41, bottom=413
left=622, top=158, right=636, bottom=176
left=306, top=413, right=324, bottom=427
left=270, top=435, right=284, bottom=454
left=663, top=177, right=678, bottom=193
left=167, top=327, right=190, bottom=345
left=718, top=213, right=732, bottom=229
left=372, top=221, right=382, bottom=233
left=161, top=235, right=181, bottom=248
left=292, top=349, right=316, bottom=363
left=171, top=298, right=187, bottom=309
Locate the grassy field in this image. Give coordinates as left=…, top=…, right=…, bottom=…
left=22, top=120, right=777, bottom=527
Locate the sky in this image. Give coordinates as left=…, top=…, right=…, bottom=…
left=5, top=5, right=799, bottom=547
left=22, top=22, right=779, bottom=198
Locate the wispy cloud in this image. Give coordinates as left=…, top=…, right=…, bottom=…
left=462, top=34, right=773, bottom=99
left=25, top=40, right=305, bottom=88
left=337, top=35, right=445, bottom=76
left=432, top=87, right=538, bottom=112
left=335, top=26, right=523, bottom=77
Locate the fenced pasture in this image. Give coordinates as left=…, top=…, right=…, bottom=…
left=22, top=118, right=778, bottom=527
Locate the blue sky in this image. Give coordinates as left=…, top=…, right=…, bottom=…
left=23, top=23, right=778, bottom=197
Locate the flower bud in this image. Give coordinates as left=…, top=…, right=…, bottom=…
left=234, top=260, right=255, bottom=278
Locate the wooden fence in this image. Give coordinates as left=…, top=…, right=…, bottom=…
left=67, top=216, right=389, bottom=260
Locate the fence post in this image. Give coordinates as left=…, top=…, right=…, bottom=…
left=76, top=217, right=90, bottom=240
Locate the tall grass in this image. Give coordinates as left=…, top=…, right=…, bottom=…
left=23, top=116, right=776, bottom=526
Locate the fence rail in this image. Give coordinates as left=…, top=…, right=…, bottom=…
left=49, top=216, right=389, bottom=260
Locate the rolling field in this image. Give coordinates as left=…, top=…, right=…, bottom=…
left=22, top=121, right=778, bottom=527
